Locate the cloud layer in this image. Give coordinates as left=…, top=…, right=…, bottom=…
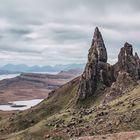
left=0, top=0, right=140, bottom=66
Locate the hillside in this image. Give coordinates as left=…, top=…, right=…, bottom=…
left=0, top=70, right=81, bottom=105
left=0, top=77, right=140, bottom=140
left=74, top=131, right=140, bottom=140
left=0, top=27, right=140, bottom=140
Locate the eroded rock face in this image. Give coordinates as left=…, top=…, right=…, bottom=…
left=91, top=27, right=107, bottom=63
left=103, top=43, right=140, bottom=102
left=103, top=71, right=137, bottom=103
left=77, top=27, right=140, bottom=102
left=77, top=27, right=115, bottom=101
left=114, top=42, right=140, bottom=80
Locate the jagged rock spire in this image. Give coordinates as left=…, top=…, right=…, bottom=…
left=77, top=27, right=140, bottom=103
left=91, top=27, right=107, bottom=62
left=114, top=42, right=140, bottom=80
left=104, top=43, right=140, bottom=103
left=77, top=27, right=114, bottom=101
left=135, top=52, right=139, bottom=60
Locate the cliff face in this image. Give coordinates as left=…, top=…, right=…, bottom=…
left=77, top=28, right=140, bottom=102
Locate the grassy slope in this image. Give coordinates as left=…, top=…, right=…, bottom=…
left=0, top=77, right=79, bottom=139
left=0, top=78, right=140, bottom=140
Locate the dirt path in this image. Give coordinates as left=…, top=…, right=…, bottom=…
left=73, top=131, right=140, bottom=140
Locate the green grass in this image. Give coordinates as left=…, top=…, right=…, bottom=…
left=1, top=78, right=140, bottom=140
left=0, top=77, right=79, bottom=139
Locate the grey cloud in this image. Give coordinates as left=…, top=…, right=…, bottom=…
left=46, top=26, right=91, bottom=44
left=0, top=0, right=140, bottom=65
left=0, top=45, right=42, bottom=54
left=8, top=28, right=32, bottom=36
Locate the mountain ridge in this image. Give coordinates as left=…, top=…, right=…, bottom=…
left=0, top=63, right=85, bottom=73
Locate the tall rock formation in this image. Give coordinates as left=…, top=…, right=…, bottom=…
left=77, top=27, right=140, bottom=102
left=77, top=27, right=115, bottom=101
left=114, top=42, right=140, bottom=80
left=103, top=43, right=140, bottom=103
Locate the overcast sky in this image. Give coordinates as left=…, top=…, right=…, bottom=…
left=0, top=0, right=140, bottom=66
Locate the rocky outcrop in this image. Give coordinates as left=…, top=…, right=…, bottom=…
left=114, top=42, right=140, bottom=80
left=103, top=43, right=140, bottom=102
left=103, top=71, right=137, bottom=103
left=77, top=27, right=115, bottom=101
left=77, top=28, right=140, bottom=102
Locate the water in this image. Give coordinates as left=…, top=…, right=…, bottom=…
left=0, top=99, right=43, bottom=111
left=0, top=74, right=19, bottom=80
left=0, top=72, right=57, bottom=111
left=32, top=71, right=59, bottom=75
left=0, top=72, right=59, bottom=81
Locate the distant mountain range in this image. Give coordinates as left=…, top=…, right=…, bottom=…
left=0, top=63, right=85, bottom=74
left=0, top=69, right=19, bottom=75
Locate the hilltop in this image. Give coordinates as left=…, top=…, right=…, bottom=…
left=0, top=27, right=140, bottom=140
